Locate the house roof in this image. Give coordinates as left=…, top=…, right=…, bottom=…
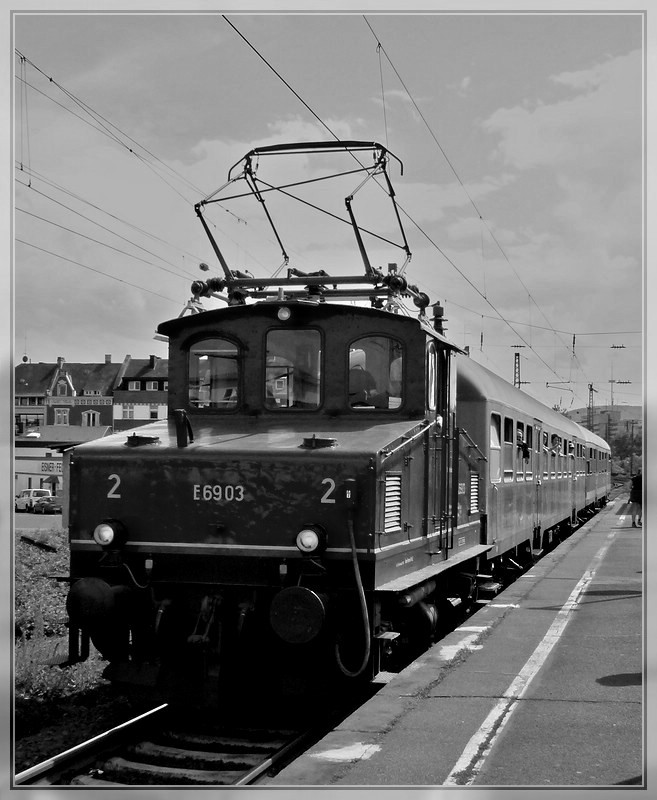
left=14, top=357, right=168, bottom=396
left=118, top=356, right=169, bottom=381
left=14, top=363, right=57, bottom=396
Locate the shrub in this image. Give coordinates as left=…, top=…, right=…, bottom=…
left=14, top=525, right=106, bottom=712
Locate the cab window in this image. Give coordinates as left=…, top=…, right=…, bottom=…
left=348, top=336, right=403, bottom=410
left=188, top=338, right=240, bottom=409
left=265, top=329, right=321, bottom=410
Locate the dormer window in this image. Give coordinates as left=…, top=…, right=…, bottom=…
left=128, top=381, right=140, bottom=391
left=57, top=381, right=67, bottom=396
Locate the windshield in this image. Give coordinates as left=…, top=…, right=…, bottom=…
left=348, top=336, right=403, bottom=410
left=188, top=338, right=240, bottom=409
left=265, top=329, right=321, bottom=410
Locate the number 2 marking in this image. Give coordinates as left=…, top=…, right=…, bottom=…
left=321, top=477, right=336, bottom=504
left=107, top=473, right=121, bottom=499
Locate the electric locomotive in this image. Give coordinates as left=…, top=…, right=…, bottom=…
left=63, top=141, right=610, bottom=707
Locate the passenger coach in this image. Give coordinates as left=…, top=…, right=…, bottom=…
left=456, top=355, right=611, bottom=566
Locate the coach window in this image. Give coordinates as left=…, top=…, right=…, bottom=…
left=348, top=336, right=403, bottom=410
left=490, top=413, right=501, bottom=483
left=265, top=329, right=321, bottom=410
left=525, top=425, right=534, bottom=480
left=503, top=417, right=514, bottom=482
left=189, top=338, right=240, bottom=409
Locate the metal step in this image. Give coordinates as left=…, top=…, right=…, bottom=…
left=477, top=580, right=504, bottom=597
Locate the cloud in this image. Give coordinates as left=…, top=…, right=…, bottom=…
left=482, top=50, right=641, bottom=173
left=448, top=75, right=472, bottom=98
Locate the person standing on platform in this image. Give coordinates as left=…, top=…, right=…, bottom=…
left=629, top=469, right=642, bottom=527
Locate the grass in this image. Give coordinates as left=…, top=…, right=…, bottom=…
left=14, top=523, right=109, bottom=736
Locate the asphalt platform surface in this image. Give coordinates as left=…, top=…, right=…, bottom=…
left=267, top=495, right=647, bottom=789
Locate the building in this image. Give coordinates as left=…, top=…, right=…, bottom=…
left=565, top=404, right=643, bottom=442
left=112, top=354, right=169, bottom=432
left=14, top=429, right=112, bottom=496
left=14, top=353, right=169, bottom=497
left=15, top=354, right=120, bottom=435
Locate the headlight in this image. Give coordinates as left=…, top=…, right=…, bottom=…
left=93, top=520, right=126, bottom=548
left=295, top=525, right=325, bottom=554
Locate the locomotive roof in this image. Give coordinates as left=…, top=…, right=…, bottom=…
left=157, top=299, right=462, bottom=351
left=456, top=353, right=610, bottom=450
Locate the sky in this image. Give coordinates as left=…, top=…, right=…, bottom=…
left=9, top=9, right=646, bottom=415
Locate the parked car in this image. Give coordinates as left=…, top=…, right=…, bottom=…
left=15, top=488, right=52, bottom=512
left=33, top=495, right=63, bottom=515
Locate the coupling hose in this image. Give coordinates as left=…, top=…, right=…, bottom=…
left=334, top=515, right=371, bottom=677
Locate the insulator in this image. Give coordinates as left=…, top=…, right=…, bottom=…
left=206, top=277, right=225, bottom=292
left=385, top=274, right=407, bottom=292
left=413, top=291, right=430, bottom=310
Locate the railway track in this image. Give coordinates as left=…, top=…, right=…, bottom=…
left=14, top=703, right=318, bottom=787
left=14, top=677, right=383, bottom=788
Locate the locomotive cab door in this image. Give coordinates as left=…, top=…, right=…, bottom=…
left=427, top=342, right=457, bottom=552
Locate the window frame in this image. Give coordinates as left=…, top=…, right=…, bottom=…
left=348, top=334, right=405, bottom=413
left=187, top=335, right=242, bottom=412
left=489, top=412, right=502, bottom=484
left=264, top=327, right=323, bottom=411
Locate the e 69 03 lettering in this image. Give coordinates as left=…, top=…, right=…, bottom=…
left=193, top=484, right=245, bottom=502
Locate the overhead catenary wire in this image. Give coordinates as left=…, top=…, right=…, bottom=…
left=220, top=16, right=572, bottom=386
left=368, top=20, right=638, bottom=411
left=15, top=53, right=317, bottom=285
left=14, top=31, right=637, bottom=409
left=16, top=178, right=201, bottom=280
left=16, top=238, right=181, bottom=306
left=220, top=15, right=607, bottom=402
left=362, top=18, right=580, bottom=351
left=16, top=205, right=197, bottom=283
left=15, top=52, right=206, bottom=203
left=18, top=54, right=32, bottom=181
left=360, top=17, right=614, bottom=407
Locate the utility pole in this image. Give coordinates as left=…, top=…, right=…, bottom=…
left=588, top=383, right=597, bottom=431
left=512, top=346, right=529, bottom=389
left=609, top=344, right=626, bottom=407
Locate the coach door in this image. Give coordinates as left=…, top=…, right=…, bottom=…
left=533, top=420, right=543, bottom=533
left=487, top=412, right=502, bottom=546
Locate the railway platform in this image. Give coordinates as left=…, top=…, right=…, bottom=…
left=267, top=495, right=647, bottom=788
